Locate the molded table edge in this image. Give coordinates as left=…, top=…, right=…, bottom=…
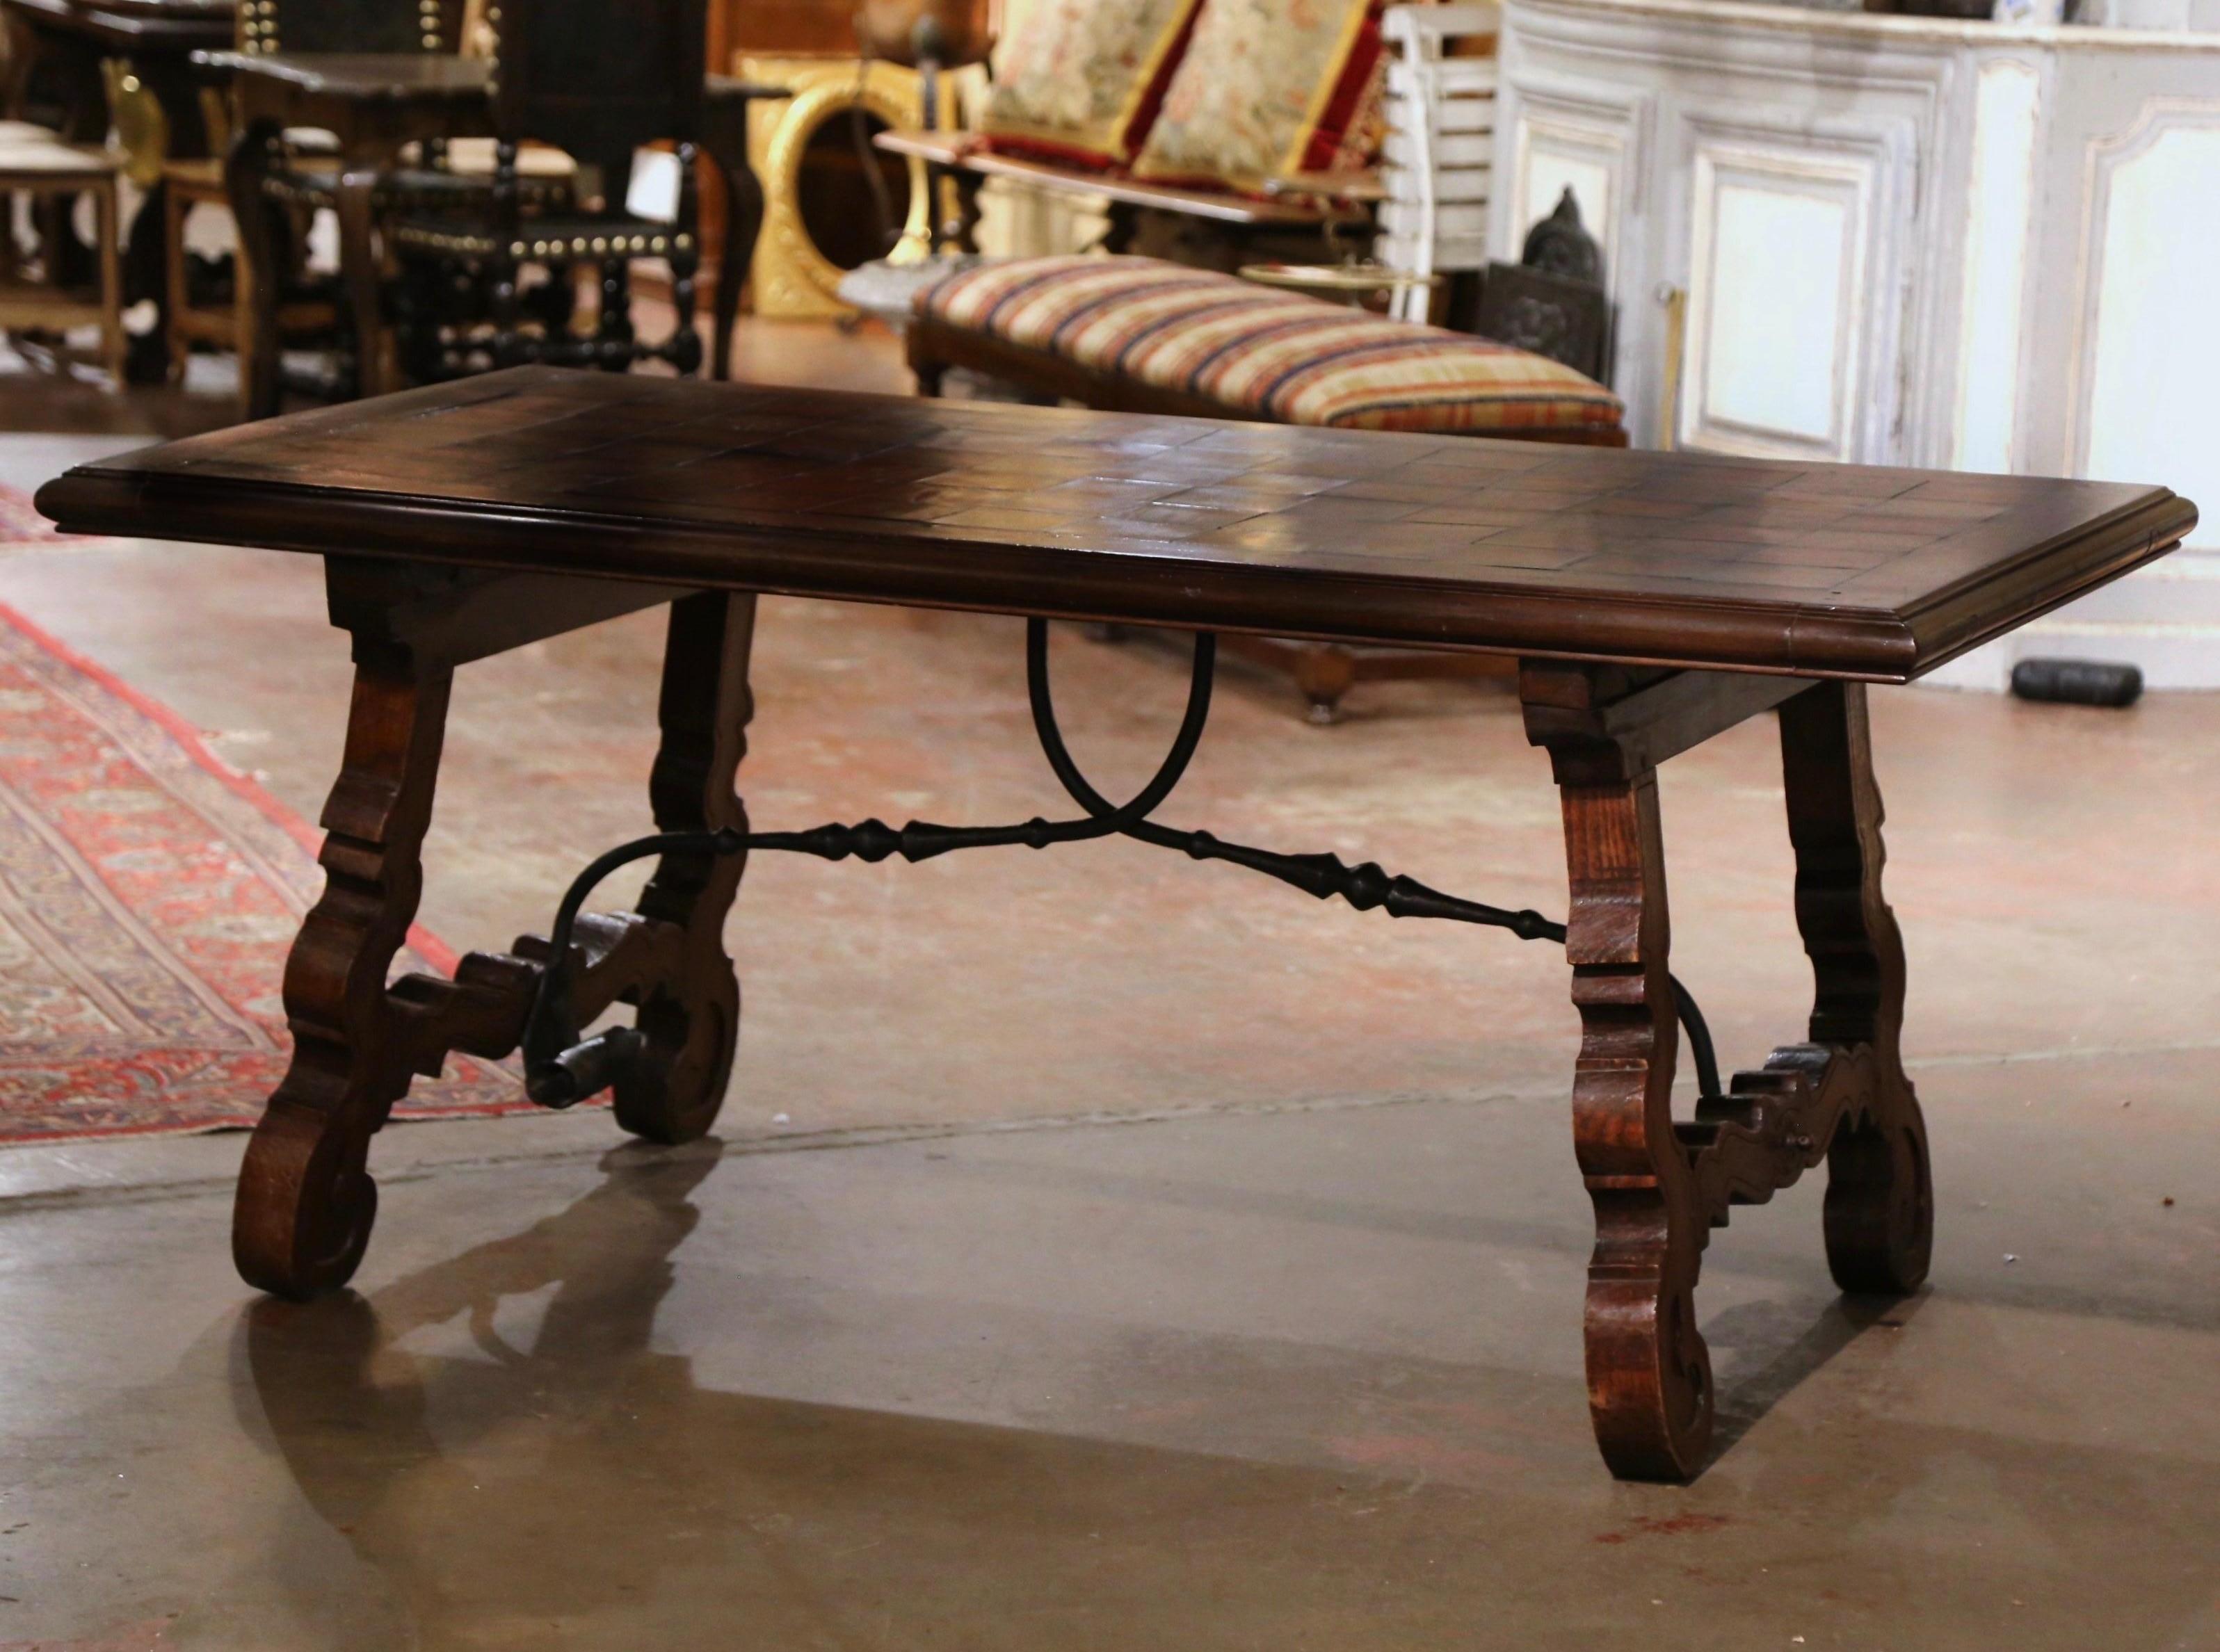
left=24, top=467, right=1919, bottom=681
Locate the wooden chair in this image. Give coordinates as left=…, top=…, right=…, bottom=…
left=225, top=0, right=574, bottom=396
left=1377, top=3, right=1498, bottom=323
left=1378, top=4, right=1612, bottom=383
left=0, top=124, right=126, bottom=388
left=152, top=75, right=338, bottom=384
left=387, top=0, right=709, bottom=377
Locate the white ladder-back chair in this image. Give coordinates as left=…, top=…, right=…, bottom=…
left=1377, top=3, right=1499, bottom=323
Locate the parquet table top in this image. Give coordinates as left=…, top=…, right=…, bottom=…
left=3, top=0, right=232, bottom=40
left=192, top=50, right=494, bottom=102
left=36, top=366, right=2196, bottom=679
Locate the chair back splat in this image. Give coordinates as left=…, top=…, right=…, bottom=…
left=487, top=0, right=707, bottom=197
left=387, top=0, right=711, bottom=379
left=239, top=0, right=465, bottom=56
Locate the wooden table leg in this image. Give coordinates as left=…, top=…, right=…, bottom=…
left=1558, top=766, right=1714, bottom=1480
left=611, top=590, right=755, bottom=1144
left=1780, top=681, right=1933, bottom=1295
left=234, top=642, right=453, bottom=1298
left=1529, top=664, right=1933, bottom=1480
left=233, top=578, right=758, bottom=1296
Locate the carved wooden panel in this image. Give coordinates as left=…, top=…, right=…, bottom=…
left=2073, top=99, right=2220, bottom=551
left=1680, top=127, right=1888, bottom=462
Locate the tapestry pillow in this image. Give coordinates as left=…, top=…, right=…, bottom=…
left=1130, top=0, right=1388, bottom=191
left=981, top=0, right=1207, bottom=170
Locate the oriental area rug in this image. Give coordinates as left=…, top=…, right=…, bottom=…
left=0, top=480, right=78, bottom=544
left=0, top=601, right=522, bottom=1144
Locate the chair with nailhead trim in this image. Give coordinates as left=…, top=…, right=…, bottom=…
left=227, top=0, right=577, bottom=396
left=387, top=0, right=709, bottom=377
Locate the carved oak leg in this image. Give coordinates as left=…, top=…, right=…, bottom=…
left=709, top=140, right=763, bottom=383
left=1779, top=681, right=1933, bottom=1295
left=1559, top=770, right=1714, bottom=1480
left=332, top=167, right=387, bottom=400
left=611, top=591, right=756, bottom=1144
left=223, top=117, right=284, bottom=421
left=234, top=644, right=451, bottom=1298
left=666, top=145, right=703, bottom=378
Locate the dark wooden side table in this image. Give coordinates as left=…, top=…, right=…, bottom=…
left=38, top=369, right=2196, bottom=1482
left=2, top=0, right=234, bottom=379
left=200, top=49, right=493, bottom=417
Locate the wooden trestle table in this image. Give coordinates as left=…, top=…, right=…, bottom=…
left=36, top=367, right=2196, bottom=1481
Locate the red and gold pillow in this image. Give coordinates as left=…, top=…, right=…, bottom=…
left=1131, top=0, right=1388, bottom=191
left=981, top=0, right=1207, bottom=171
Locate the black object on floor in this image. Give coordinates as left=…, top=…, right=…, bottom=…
left=2010, top=658, right=2143, bottom=708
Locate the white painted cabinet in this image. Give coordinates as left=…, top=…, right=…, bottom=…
left=1495, top=0, right=2220, bottom=684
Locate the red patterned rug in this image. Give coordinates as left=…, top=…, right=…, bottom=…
left=0, top=601, right=524, bottom=1144
left=0, top=479, right=88, bottom=544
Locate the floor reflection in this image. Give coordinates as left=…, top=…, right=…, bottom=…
left=231, top=1138, right=2220, bottom=1649
left=240, top=1141, right=725, bottom=1637
left=227, top=1139, right=1558, bottom=1646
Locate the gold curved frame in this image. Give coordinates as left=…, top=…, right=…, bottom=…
left=741, top=56, right=931, bottom=320
left=102, top=60, right=170, bottom=190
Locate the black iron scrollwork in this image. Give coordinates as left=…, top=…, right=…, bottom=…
left=520, top=622, right=1722, bottom=1108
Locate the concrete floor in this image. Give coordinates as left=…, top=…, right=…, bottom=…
left=0, top=323, right=2216, bottom=1648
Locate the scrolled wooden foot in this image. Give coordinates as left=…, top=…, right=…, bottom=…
left=1552, top=766, right=1715, bottom=1479
left=235, top=1096, right=381, bottom=1298
left=1584, top=1201, right=1714, bottom=1481
left=614, top=969, right=739, bottom=1145
left=1525, top=666, right=1940, bottom=1477
left=1824, top=1107, right=1932, bottom=1295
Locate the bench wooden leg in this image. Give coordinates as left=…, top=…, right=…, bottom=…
left=1537, top=668, right=1932, bottom=1480
left=234, top=645, right=454, bottom=1298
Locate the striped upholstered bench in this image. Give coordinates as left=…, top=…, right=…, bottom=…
left=908, top=254, right=1625, bottom=447
left=906, top=254, right=1626, bottom=722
